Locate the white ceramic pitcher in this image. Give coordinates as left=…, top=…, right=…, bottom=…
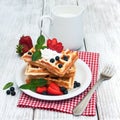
left=39, top=5, right=85, bottom=50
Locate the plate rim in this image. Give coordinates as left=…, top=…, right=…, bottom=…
left=16, top=59, right=92, bottom=101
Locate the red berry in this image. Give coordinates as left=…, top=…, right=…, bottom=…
left=16, top=35, right=33, bottom=56
left=49, top=82, right=60, bottom=91
left=47, top=86, right=63, bottom=95
left=47, top=82, right=63, bottom=95
left=47, top=38, right=64, bottom=53
left=36, top=86, right=47, bottom=94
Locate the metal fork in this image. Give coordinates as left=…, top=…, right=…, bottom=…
left=73, top=65, right=115, bottom=116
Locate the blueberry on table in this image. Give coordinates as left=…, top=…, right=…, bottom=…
left=11, top=91, right=16, bottom=96
left=6, top=90, right=10, bottom=95
left=10, top=87, right=15, bottom=91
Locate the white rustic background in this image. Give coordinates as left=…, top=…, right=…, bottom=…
left=0, top=0, right=120, bottom=120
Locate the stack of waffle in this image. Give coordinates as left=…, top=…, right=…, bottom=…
left=21, top=48, right=79, bottom=89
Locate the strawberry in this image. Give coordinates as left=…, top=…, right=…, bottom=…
left=47, top=82, right=63, bottom=95
left=36, top=86, right=47, bottom=94
left=47, top=38, right=64, bottom=53
left=16, top=35, right=33, bottom=56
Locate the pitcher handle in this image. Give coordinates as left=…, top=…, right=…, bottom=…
left=38, top=15, right=53, bottom=38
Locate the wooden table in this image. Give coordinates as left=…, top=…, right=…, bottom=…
left=0, top=0, right=120, bottom=119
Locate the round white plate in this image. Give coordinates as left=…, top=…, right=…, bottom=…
left=16, top=59, right=92, bottom=101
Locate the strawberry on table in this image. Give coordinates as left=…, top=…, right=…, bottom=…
left=16, top=35, right=33, bottom=56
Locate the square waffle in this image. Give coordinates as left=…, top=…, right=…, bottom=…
left=26, top=72, right=75, bottom=89
left=25, top=64, right=76, bottom=78
left=22, top=48, right=78, bottom=77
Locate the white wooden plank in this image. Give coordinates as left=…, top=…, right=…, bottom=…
left=0, top=0, right=43, bottom=120
left=83, top=0, right=120, bottom=119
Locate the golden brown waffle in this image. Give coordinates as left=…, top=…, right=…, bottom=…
left=22, top=48, right=78, bottom=77
left=27, top=72, right=75, bottom=89
left=25, top=64, right=76, bottom=78
left=39, top=49, right=78, bottom=77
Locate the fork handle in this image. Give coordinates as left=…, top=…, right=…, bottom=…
left=73, top=78, right=103, bottom=116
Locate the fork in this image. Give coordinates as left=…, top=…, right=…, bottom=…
left=73, top=65, right=115, bottom=116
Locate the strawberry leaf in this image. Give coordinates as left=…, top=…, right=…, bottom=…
left=19, top=78, right=48, bottom=92
left=37, top=35, right=45, bottom=46
left=32, top=51, right=41, bottom=61
left=3, top=82, right=13, bottom=90
left=31, top=78, right=47, bottom=86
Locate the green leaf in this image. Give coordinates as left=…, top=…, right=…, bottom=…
left=20, top=84, right=36, bottom=91
left=3, top=82, right=13, bottom=90
left=31, top=78, right=47, bottom=86
left=19, top=84, right=31, bottom=89
left=35, top=44, right=42, bottom=51
left=32, top=51, right=41, bottom=61
left=37, top=35, right=45, bottom=46
left=41, top=46, right=47, bottom=49
left=19, top=79, right=47, bottom=91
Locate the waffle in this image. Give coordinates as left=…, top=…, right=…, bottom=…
left=22, top=48, right=78, bottom=77
left=26, top=72, right=75, bottom=89
left=39, top=49, right=78, bottom=77
left=25, top=64, right=76, bottom=78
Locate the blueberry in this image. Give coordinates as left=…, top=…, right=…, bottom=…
left=50, top=58, right=55, bottom=63
left=60, top=87, right=67, bottom=92
left=10, top=87, right=15, bottom=91
left=55, top=56, right=60, bottom=61
left=76, top=82, right=81, bottom=87
left=58, top=64, right=62, bottom=68
left=74, top=81, right=81, bottom=88
left=6, top=90, right=10, bottom=95
left=63, top=90, right=68, bottom=94
left=28, top=52, right=32, bottom=55
left=41, top=91, right=48, bottom=95
left=11, top=91, right=16, bottom=96
left=63, top=56, right=68, bottom=61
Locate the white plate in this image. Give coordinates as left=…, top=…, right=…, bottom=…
left=16, top=59, right=92, bottom=101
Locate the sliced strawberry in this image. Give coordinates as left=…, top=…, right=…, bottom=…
left=47, top=39, right=52, bottom=48
left=51, top=38, right=57, bottom=47
left=36, top=86, right=47, bottom=94
left=49, top=82, right=60, bottom=91
left=47, top=86, right=63, bottom=95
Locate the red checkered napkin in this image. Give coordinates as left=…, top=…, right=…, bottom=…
left=17, top=52, right=99, bottom=116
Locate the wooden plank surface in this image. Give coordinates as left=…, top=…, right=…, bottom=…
left=0, top=0, right=120, bottom=120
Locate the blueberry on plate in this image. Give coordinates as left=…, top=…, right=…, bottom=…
left=74, top=81, right=81, bottom=88
left=58, top=64, right=63, bottom=68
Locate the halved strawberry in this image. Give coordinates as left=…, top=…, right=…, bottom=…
left=36, top=86, right=47, bottom=94
left=47, top=82, right=63, bottom=95
left=47, top=86, right=63, bottom=95
left=47, top=38, right=64, bottom=53
left=49, top=82, right=60, bottom=91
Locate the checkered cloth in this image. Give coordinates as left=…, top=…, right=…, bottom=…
left=17, top=52, right=99, bottom=116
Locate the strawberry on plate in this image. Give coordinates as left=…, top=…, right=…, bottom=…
left=47, top=82, right=63, bottom=95
left=36, top=86, right=47, bottom=94
left=16, top=35, right=33, bottom=56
